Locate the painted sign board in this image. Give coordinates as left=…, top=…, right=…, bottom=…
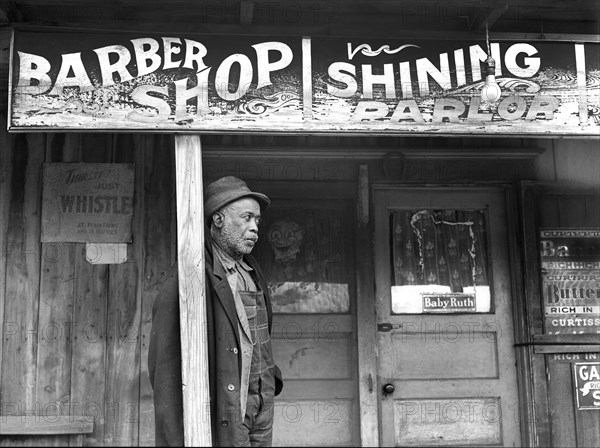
left=391, top=285, right=491, bottom=314
left=8, top=29, right=600, bottom=135
left=540, top=229, right=600, bottom=335
left=551, top=353, right=599, bottom=363
left=573, top=362, right=600, bottom=410
left=422, top=293, right=476, bottom=313
left=41, top=163, right=135, bottom=243
left=85, top=243, right=128, bottom=264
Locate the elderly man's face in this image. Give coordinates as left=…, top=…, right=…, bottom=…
left=213, top=197, right=261, bottom=259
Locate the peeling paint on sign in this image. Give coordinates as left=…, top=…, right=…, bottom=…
left=9, top=30, right=600, bottom=135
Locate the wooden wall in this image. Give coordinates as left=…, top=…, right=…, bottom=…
left=0, top=113, right=176, bottom=446
left=518, top=182, right=600, bottom=448
left=531, top=189, right=600, bottom=448
left=1, top=115, right=598, bottom=447
left=534, top=139, right=600, bottom=187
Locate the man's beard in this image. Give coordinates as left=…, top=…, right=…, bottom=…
left=216, top=221, right=257, bottom=259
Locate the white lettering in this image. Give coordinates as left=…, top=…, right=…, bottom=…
left=131, top=38, right=161, bottom=77
left=327, top=62, right=357, bottom=98
left=94, top=45, right=133, bottom=86
left=252, top=42, right=293, bottom=89
left=214, top=54, right=252, bottom=101
left=17, top=51, right=53, bottom=94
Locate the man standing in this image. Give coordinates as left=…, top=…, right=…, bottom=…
left=148, top=176, right=283, bottom=446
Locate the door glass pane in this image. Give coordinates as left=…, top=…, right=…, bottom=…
left=254, top=205, right=351, bottom=313
left=390, top=209, right=492, bottom=314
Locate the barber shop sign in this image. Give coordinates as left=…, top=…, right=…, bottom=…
left=8, top=29, right=599, bottom=135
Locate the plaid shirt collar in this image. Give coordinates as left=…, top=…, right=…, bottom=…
left=212, top=243, right=253, bottom=275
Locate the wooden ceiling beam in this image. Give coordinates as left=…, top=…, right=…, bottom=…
left=240, top=1, right=254, bottom=25
left=469, top=2, right=509, bottom=31
left=5, top=20, right=598, bottom=42
left=1, top=0, right=24, bottom=23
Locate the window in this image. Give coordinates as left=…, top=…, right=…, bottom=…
left=389, top=209, right=492, bottom=314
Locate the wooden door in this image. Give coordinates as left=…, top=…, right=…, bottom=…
left=521, top=184, right=600, bottom=448
left=253, top=197, right=360, bottom=446
left=374, top=186, right=521, bottom=447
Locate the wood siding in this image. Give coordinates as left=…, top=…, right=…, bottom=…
left=0, top=122, right=176, bottom=447
left=529, top=188, right=600, bottom=448
left=1, top=115, right=598, bottom=447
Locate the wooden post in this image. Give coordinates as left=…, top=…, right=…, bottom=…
left=174, top=135, right=212, bottom=446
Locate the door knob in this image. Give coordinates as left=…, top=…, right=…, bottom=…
left=383, top=383, right=395, bottom=394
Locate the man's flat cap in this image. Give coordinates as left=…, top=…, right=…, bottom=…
left=204, top=176, right=270, bottom=220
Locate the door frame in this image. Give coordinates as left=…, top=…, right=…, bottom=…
left=519, top=181, right=600, bottom=447
left=357, top=182, right=533, bottom=447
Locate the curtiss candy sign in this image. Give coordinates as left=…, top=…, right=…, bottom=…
left=573, top=362, right=600, bottom=410
left=9, top=30, right=600, bottom=135
left=540, top=229, right=600, bottom=335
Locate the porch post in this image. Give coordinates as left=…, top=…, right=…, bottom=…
left=174, top=134, right=212, bottom=446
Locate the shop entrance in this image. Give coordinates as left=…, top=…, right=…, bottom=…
left=251, top=195, right=360, bottom=446
left=373, top=186, right=521, bottom=446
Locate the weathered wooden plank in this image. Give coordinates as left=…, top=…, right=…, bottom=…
left=553, top=140, right=600, bottom=186
left=104, top=259, right=142, bottom=446
left=69, top=250, right=108, bottom=448
left=175, top=134, right=211, bottom=446
left=548, top=360, right=577, bottom=447
left=557, top=196, right=589, bottom=228
left=275, top=379, right=356, bottom=401
left=534, top=334, right=600, bottom=345
left=271, top=335, right=353, bottom=380
left=103, top=134, right=142, bottom=447
left=138, top=134, right=174, bottom=446
left=507, top=186, right=540, bottom=447
left=389, top=331, right=499, bottom=379
left=34, top=133, right=79, bottom=448
left=575, top=404, right=600, bottom=448
left=520, top=184, right=546, bottom=331
left=79, top=134, right=113, bottom=163
left=537, top=196, right=560, bottom=228
left=1, top=134, right=44, bottom=405
left=0, top=416, right=93, bottom=435
left=0, top=133, right=44, bottom=448
left=270, top=314, right=353, bottom=336
left=35, top=241, right=76, bottom=448
left=394, top=398, right=502, bottom=446
left=585, top=195, right=600, bottom=227
left=68, top=133, right=113, bottom=448
left=355, top=206, right=378, bottom=447
left=272, top=399, right=354, bottom=446
left=58, top=134, right=81, bottom=162
left=534, top=344, right=600, bottom=354
left=0, top=111, right=14, bottom=393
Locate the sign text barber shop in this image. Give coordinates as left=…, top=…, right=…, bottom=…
left=9, top=30, right=599, bottom=135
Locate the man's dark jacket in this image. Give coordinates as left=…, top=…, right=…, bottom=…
left=148, top=241, right=283, bottom=446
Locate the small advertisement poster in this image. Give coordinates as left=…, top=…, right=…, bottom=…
left=540, top=229, right=600, bottom=334
left=573, top=362, right=600, bottom=410
left=41, top=163, right=135, bottom=243
left=422, top=293, right=476, bottom=313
